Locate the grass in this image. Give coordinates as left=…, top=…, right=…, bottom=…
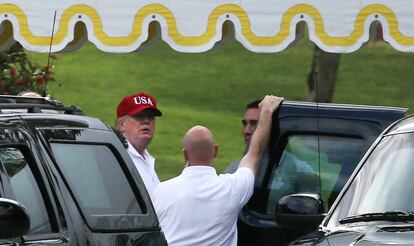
left=28, top=39, right=414, bottom=180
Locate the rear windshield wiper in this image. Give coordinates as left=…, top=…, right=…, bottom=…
left=339, top=211, right=414, bottom=224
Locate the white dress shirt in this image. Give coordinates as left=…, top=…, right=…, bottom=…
left=153, top=165, right=254, bottom=246
left=127, top=140, right=160, bottom=198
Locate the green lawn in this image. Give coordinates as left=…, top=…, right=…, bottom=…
left=28, top=39, right=414, bottom=180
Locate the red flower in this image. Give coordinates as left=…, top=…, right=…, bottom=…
left=0, top=81, right=5, bottom=89
left=36, top=76, right=45, bottom=86
left=9, top=68, right=16, bottom=77
left=15, top=79, right=24, bottom=85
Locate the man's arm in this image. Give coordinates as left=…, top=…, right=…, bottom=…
left=238, top=95, right=284, bottom=175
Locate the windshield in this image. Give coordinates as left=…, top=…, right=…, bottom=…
left=328, top=132, right=414, bottom=227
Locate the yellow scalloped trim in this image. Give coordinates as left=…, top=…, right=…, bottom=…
left=0, top=3, right=413, bottom=48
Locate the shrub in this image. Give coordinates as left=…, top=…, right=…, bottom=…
left=0, top=43, right=55, bottom=95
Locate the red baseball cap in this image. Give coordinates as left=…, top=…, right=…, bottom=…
left=116, top=92, right=162, bottom=117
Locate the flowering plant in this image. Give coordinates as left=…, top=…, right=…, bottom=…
left=0, top=44, right=55, bottom=95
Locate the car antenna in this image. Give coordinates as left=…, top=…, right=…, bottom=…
left=315, top=72, right=322, bottom=191
left=42, top=10, right=57, bottom=97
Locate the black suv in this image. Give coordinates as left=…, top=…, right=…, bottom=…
left=289, top=114, right=414, bottom=245
left=0, top=95, right=167, bottom=245
left=237, top=101, right=407, bottom=245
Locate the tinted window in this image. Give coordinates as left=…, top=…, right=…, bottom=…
left=267, top=135, right=365, bottom=214
left=50, top=143, right=143, bottom=229
left=328, top=133, right=414, bottom=226
left=0, top=147, right=53, bottom=234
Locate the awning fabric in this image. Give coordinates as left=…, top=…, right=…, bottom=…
left=1, top=0, right=413, bottom=53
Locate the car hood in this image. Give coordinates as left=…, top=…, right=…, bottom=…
left=292, top=222, right=414, bottom=245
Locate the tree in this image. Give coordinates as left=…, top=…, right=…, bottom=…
left=305, top=22, right=383, bottom=103
left=0, top=43, right=54, bottom=95
left=305, top=46, right=341, bottom=103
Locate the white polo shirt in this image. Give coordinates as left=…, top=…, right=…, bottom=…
left=153, top=165, right=254, bottom=246
left=127, top=141, right=160, bottom=198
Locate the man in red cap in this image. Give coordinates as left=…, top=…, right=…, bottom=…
left=116, top=92, right=162, bottom=198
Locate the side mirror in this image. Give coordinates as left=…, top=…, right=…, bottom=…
left=0, top=198, right=30, bottom=239
left=274, top=193, right=325, bottom=232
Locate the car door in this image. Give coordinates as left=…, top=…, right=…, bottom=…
left=37, top=127, right=165, bottom=245
left=238, top=115, right=386, bottom=245
left=0, top=127, right=68, bottom=246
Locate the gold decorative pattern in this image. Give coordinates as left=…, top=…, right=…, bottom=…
left=0, top=3, right=412, bottom=52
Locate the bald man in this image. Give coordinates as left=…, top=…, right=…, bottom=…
left=152, top=95, right=283, bottom=246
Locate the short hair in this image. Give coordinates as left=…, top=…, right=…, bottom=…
left=246, top=100, right=260, bottom=109
left=114, top=115, right=127, bottom=128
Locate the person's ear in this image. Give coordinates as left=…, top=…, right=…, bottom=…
left=213, top=144, right=219, bottom=158
left=182, top=148, right=189, bottom=162
left=117, top=118, right=126, bottom=133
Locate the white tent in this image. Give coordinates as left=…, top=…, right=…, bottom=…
left=1, top=0, right=413, bottom=53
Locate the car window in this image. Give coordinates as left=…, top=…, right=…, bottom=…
left=266, top=135, right=366, bottom=214
left=50, top=143, right=145, bottom=230
left=0, top=147, right=53, bottom=234
left=328, top=133, right=414, bottom=226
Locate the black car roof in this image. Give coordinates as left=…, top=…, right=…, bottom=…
left=280, top=101, right=408, bottom=126
left=18, top=114, right=111, bottom=131
left=0, top=95, right=110, bottom=131
left=0, top=95, right=82, bottom=115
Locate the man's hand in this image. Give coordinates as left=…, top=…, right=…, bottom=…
left=259, top=95, right=284, bottom=115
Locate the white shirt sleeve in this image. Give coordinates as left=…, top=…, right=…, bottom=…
left=220, top=167, right=255, bottom=206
